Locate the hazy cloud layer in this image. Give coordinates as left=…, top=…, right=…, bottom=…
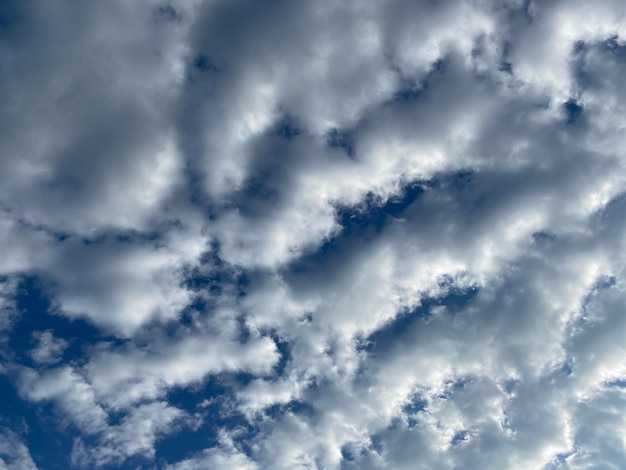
left=1, top=0, right=626, bottom=468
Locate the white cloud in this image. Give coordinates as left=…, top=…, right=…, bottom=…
left=29, top=330, right=68, bottom=365
left=45, top=235, right=201, bottom=336
left=0, top=428, right=38, bottom=470
left=2, top=0, right=626, bottom=468
left=19, top=366, right=109, bottom=435
left=86, top=330, right=278, bottom=409
left=18, top=365, right=193, bottom=467
left=71, top=402, right=186, bottom=468
left=0, top=278, right=18, bottom=340
left=167, top=429, right=258, bottom=470
left=0, top=0, right=188, bottom=235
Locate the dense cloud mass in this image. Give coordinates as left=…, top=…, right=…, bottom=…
left=1, top=0, right=626, bottom=468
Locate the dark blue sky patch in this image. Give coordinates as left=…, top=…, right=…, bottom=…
left=603, top=35, right=625, bottom=55
left=53, top=232, right=70, bottom=242
left=333, top=182, right=425, bottom=235
left=78, top=228, right=165, bottom=246
left=563, top=99, right=583, bottom=124
left=182, top=262, right=227, bottom=295
left=573, top=39, right=586, bottom=54
left=438, top=377, right=474, bottom=400
left=0, top=375, right=72, bottom=469
left=499, top=50, right=513, bottom=74
left=340, top=444, right=356, bottom=462
left=8, top=276, right=125, bottom=367
left=421, top=169, right=476, bottom=195
left=605, top=379, right=626, bottom=389
left=403, top=394, right=427, bottom=415
left=192, top=54, right=221, bottom=73
left=561, top=361, right=573, bottom=376
left=451, top=430, right=469, bottom=446
left=402, top=394, right=427, bottom=429
left=158, top=374, right=259, bottom=465
left=270, top=334, right=290, bottom=377
left=333, top=171, right=470, bottom=246
left=270, top=115, right=303, bottom=140
left=283, top=181, right=426, bottom=291
left=264, top=399, right=315, bottom=421
left=234, top=269, right=252, bottom=298
left=178, top=244, right=247, bottom=326
left=156, top=427, right=219, bottom=468
left=358, top=302, right=430, bottom=354
left=1, top=278, right=130, bottom=467
left=326, top=127, right=355, bottom=158
left=531, top=231, right=556, bottom=244
left=387, top=62, right=443, bottom=105
left=0, top=0, right=20, bottom=36
left=362, top=286, right=478, bottom=354
left=235, top=314, right=251, bottom=344
left=7, top=215, right=70, bottom=244
left=368, top=432, right=384, bottom=455
left=155, top=404, right=220, bottom=465
left=390, top=79, right=424, bottom=103
left=552, top=449, right=577, bottom=466
left=541, top=359, right=574, bottom=384
left=594, top=276, right=617, bottom=290
left=284, top=169, right=479, bottom=295
left=502, top=378, right=518, bottom=396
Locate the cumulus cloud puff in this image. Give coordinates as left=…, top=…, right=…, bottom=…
left=1, top=0, right=626, bottom=468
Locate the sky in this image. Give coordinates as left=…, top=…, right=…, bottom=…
left=1, top=0, right=626, bottom=468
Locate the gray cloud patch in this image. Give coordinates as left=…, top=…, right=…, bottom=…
left=1, top=0, right=626, bottom=468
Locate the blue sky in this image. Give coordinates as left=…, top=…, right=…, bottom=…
left=2, top=0, right=626, bottom=469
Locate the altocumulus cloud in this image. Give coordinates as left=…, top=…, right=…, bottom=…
left=1, top=0, right=626, bottom=468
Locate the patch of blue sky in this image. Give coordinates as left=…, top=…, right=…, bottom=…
left=8, top=276, right=125, bottom=367
left=605, top=379, right=626, bottom=389
left=0, top=277, right=128, bottom=468
left=451, top=429, right=470, bottom=446
left=0, top=374, right=72, bottom=470
left=563, top=99, right=584, bottom=125
left=326, top=127, right=355, bottom=158
left=157, top=376, right=254, bottom=465
left=362, top=286, right=478, bottom=355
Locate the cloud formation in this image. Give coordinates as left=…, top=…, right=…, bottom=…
left=1, top=0, right=626, bottom=468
